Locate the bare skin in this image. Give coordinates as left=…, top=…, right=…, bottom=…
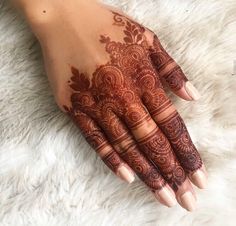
left=12, top=0, right=207, bottom=211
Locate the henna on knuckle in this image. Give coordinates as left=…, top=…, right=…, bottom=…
left=149, top=35, right=188, bottom=91
left=149, top=35, right=174, bottom=72
left=102, top=150, right=123, bottom=172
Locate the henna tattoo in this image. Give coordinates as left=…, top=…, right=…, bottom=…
left=63, top=106, right=123, bottom=173
left=149, top=35, right=188, bottom=92
left=159, top=112, right=203, bottom=173
left=118, top=141, right=166, bottom=190
left=138, top=127, right=186, bottom=191
left=103, top=150, right=123, bottom=172
left=149, top=35, right=173, bottom=72
left=62, top=11, right=201, bottom=192
left=164, top=66, right=188, bottom=91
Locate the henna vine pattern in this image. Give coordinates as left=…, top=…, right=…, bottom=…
left=63, top=11, right=202, bottom=192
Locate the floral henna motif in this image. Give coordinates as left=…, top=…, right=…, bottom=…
left=63, top=11, right=200, bottom=192
left=159, top=112, right=203, bottom=174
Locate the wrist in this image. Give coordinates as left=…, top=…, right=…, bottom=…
left=12, top=0, right=96, bottom=24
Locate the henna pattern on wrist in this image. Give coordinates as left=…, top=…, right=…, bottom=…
left=62, top=11, right=202, bottom=191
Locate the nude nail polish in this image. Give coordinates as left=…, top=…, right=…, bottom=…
left=185, top=81, right=201, bottom=101
left=191, top=170, right=207, bottom=189
left=180, top=192, right=196, bottom=211
left=117, top=166, right=135, bottom=183
left=155, top=187, right=177, bottom=208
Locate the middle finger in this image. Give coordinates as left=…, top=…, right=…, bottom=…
left=120, top=102, right=197, bottom=211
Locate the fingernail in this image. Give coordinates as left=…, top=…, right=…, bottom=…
left=180, top=192, right=196, bottom=211
left=117, top=166, right=135, bottom=183
left=190, top=170, right=207, bottom=189
left=185, top=81, right=201, bottom=100
left=155, top=186, right=177, bottom=208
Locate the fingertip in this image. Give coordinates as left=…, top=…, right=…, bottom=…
left=179, top=191, right=197, bottom=212
left=154, top=185, right=177, bottom=208
left=189, top=167, right=208, bottom=189
left=117, top=165, right=135, bottom=183
left=184, top=81, right=201, bottom=101
left=174, top=81, right=201, bottom=101
left=175, top=178, right=197, bottom=211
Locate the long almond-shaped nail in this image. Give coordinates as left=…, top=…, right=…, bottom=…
left=190, top=170, right=207, bottom=189
left=117, top=165, right=135, bottom=183
left=180, top=192, right=196, bottom=211
left=185, top=81, right=201, bottom=100
left=155, top=186, right=177, bottom=208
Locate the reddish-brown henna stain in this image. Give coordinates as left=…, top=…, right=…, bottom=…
left=149, top=35, right=188, bottom=91
left=63, top=11, right=202, bottom=192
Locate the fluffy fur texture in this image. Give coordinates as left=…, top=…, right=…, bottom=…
left=0, top=0, right=236, bottom=225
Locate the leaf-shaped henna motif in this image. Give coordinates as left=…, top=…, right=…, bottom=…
left=63, top=10, right=195, bottom=192
left=70, top=66, right=90, bottom=91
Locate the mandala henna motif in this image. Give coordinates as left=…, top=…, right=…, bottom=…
left=62, top=11, right=201, bottom=192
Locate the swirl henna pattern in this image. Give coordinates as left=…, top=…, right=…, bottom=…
left=63, top=11, right=202, bottom=192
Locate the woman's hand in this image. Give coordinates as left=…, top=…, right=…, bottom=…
left=14, top=0, right=207, bottom=211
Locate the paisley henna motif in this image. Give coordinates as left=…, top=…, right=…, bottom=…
left=62, top=11, right=202, bottom=192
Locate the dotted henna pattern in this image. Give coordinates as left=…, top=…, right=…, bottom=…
left=63, top=11, right=202, bottom=192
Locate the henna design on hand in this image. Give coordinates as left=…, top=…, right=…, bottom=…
left=149, top=35, right=188, bottom=92
left=138, top=127, right=186, bottom=191
left=62, top=11, right=202, bottom=191
left=118, top=141, right=166, bottom=190
left=159, top=112, right=203, bottom=174
left=63, top=106, right=123, bottom=173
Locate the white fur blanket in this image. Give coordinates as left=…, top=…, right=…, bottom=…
left=0, top=0, right=236, bottom=225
